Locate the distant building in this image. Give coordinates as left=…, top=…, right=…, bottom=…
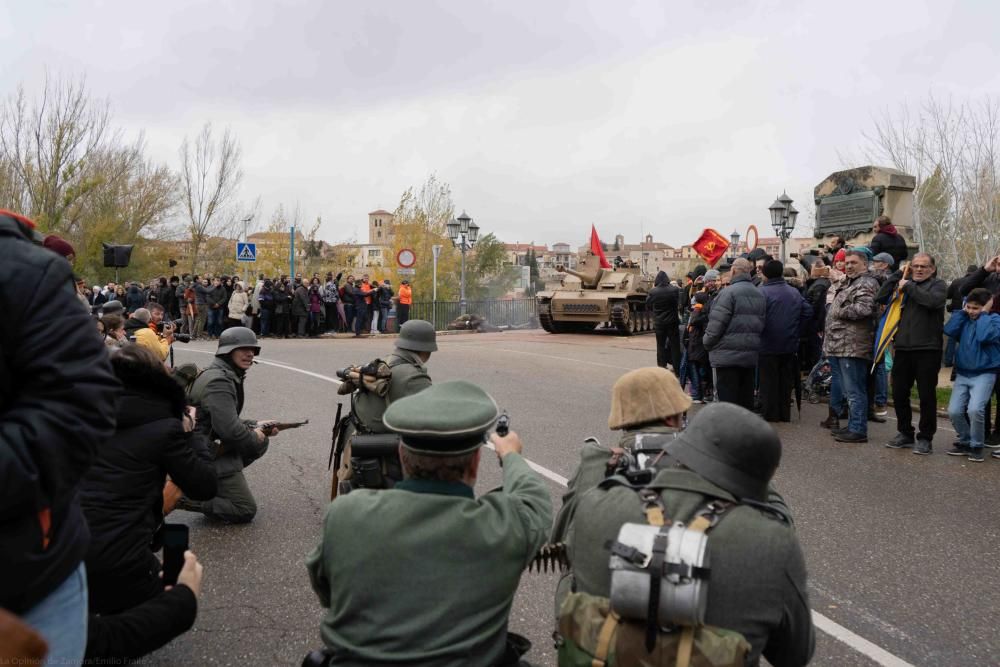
left=503, top=242, right=548, bottom=267
left=369, top=209, right=394, bottom=245
left=540, top=242, right=577, bottom=271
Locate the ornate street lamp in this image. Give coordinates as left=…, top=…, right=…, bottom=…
left=768, top=191, right=797, bottom=263
left=729, top=229, right=740, bottom=262
left=447, top=210, right=478, bottom=313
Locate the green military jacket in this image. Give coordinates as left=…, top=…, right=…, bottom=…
left=306, top=452, right=553, bottom=667
left=188, top=357, right=268, bottom=477
left=551, top=426, right=680, bottom=543
left=352, top=349, right=432, bottom=434
left=552, top=433, right=814, bottom=667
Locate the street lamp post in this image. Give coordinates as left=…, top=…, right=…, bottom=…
left=768, top=191, right=798, bottom=264
left=432, top=244, right=442, bottom=328
left=241, top=215, right=254, bottom=286
left=446, top=210, right=479, bottom=314
left=729, top=229, right=741, bottom=263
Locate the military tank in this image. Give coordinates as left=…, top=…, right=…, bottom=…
left=535, top=253, right=654, bottom=335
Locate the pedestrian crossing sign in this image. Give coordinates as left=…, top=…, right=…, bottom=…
left=236, top=242, right=257, bottom=262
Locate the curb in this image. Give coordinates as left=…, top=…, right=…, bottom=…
left=815, top=396, right=949, bottom=419
left=313, top=329, right=483, bottom=341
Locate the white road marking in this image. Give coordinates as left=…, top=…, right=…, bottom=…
left=178, top=348, right=918, bottom=667
left=491, top=347, right=632, bottom=371
left=812, top=613, right=916, bottom=667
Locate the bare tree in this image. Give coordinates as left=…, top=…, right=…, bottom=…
left=178, top=122, right=243, bottom=272
left=862, top=94, right=1000, bottom=278
left=0, top=74, right=124, bottom=233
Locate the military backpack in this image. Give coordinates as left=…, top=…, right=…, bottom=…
left=556, top=476, right=751, bottom=667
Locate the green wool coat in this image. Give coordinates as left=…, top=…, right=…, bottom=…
left=307, top=452, right=553, bottom=667
left=552, top=434, right=815, bottom=667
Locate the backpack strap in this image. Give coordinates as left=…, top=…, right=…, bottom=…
left=592, top=610, right=620, bottom=667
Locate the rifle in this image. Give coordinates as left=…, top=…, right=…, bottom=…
left=329, top=403, right=348, bottom=500
left=257, top=419, right=309, bottom=432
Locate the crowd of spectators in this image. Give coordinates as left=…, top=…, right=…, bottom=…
left=85, top=270, right=413, bottom=341
left=656, top=215, right=1000, bottom=462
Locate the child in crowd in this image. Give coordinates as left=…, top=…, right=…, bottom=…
left=685, top=291, right=712, bottom=403
left=944, top=288, right=1000, bottom=462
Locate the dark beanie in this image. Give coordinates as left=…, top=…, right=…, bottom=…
left=763, top=260, right=784, bottom=280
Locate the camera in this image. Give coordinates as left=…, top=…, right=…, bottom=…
left=335, top=367, right=353, bottom=381
left=158, top=319, right=191, bottom=343
left=608, top=431, right=682, bottom=484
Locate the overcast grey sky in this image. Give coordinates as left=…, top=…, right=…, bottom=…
left=2, top=0, right=997, bottom=248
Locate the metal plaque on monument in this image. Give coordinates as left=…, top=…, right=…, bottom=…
left=813, top=166, right=916, bottom=245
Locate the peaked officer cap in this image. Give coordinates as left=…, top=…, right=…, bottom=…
left=608, top=367, right=692, bottom=430
left=665, top=402, right=781, bottom=502
left=384, top=380, right=498, bottom=456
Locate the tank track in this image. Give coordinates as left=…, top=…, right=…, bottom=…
left=538, top=300, right=557, bottom=333
left=612, top=301, right=654, bottom=336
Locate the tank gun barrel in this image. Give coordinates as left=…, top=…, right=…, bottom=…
left=556, top=264, right=601, bottom=287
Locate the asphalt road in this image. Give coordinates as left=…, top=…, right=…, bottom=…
left=150, top=330, right=1000, bottom=666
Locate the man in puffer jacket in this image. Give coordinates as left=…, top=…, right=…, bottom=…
left=0, top=209, right=119, bottom=665
left=703, top=258, right=765, bottom=410
left=822, top=249, right=879, bottom=443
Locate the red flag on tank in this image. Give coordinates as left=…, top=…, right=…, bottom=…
left=590, top=225, right=612, bottom=269
left=691, top=228, right=730, bottom=267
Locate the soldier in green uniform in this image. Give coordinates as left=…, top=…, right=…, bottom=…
left=308, top=380, right=553, bottom=667
left=334, top=320, right=436, bottom=488
left=177, top=327, right=281, bottom=523
left=552, top=368, right=815, bottom=667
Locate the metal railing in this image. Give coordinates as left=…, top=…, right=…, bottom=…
left=407, top=298, right=538, bottom=330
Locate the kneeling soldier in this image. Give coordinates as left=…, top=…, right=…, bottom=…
left=552, top=368, right=814, bottom=667
left=177, top=327, right=281, bottom=523
left=307, top=381, right=552, bottom=666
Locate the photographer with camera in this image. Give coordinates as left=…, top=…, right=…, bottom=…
left=307, top=381, right=552, bottom=667
left=79, top=344, right=216, bottom=659
left=125, top=308, right=173, bottom=361
left=550, top=369, right=814, bottom=667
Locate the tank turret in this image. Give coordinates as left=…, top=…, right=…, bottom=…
left=555, top=264, right=602, bottom=289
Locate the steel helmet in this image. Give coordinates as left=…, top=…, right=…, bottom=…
left=395, top=319, right=437, bottom=353
left=216, top=326, right=261, bottom=356
left=664, top=402, right=781, bottom=502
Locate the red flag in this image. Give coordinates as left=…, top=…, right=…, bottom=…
left=590, top=225, right=612, bottom=269
left=691, top=228, right=730, bottom=267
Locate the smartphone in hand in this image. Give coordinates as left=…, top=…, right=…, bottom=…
left=162, top=524, right=189, bottom=588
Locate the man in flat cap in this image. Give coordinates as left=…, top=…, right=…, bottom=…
left=552, top=373, right=814, bottom=667
left=308, top=380, right=552, bottom=667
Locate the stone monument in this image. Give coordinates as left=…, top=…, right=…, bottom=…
left=813, top=166, right=916, bottom=247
